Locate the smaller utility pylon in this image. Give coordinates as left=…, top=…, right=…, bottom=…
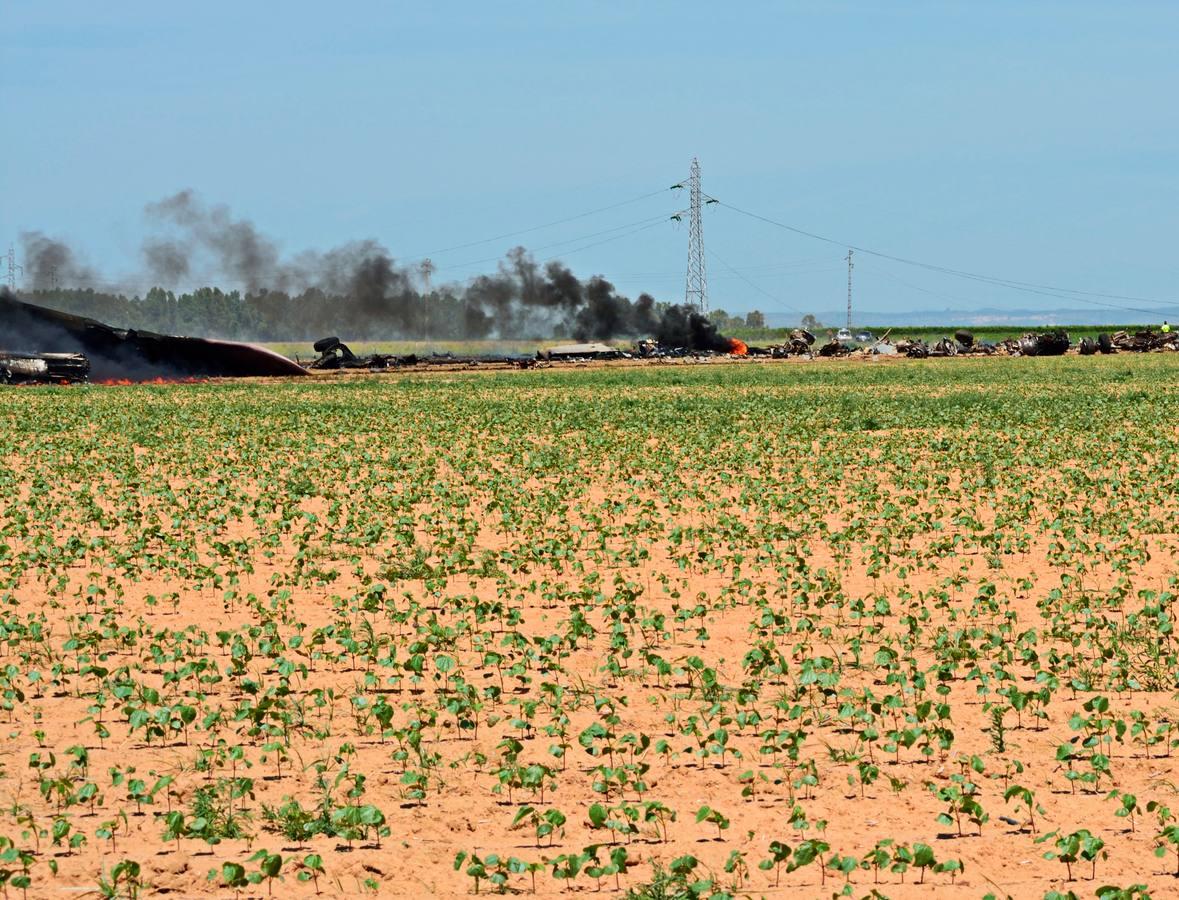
left=845, top=249, right=854, bottom=331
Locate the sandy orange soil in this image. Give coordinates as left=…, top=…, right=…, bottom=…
left=0, top=357, right=1177, bottom=898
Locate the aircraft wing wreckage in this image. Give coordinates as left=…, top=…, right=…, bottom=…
left=0, top=291, right=307, bottom=381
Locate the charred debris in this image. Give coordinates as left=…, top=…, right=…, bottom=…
left=0, top=290, right=307, bottom=383
left=305, top=325, right=1179, bottom=372
left=305, top=335, right=538, bottom=371
left=5, top=291, right=1179, bottom=386
left=306, top=331, right=762, bottom=372
left=0, top=351, right=90, bottom=385
left=10, top=191, right=1176, bottom=382
left=817, top=327, right=1179, bottom=360
left=892, top=328, right=1075, bottom=359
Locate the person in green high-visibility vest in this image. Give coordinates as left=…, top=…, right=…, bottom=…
left=1164, top=321, right=1172, bottom=333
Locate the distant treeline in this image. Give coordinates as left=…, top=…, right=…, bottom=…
left=22, top=287, right=493, bottom=342
left=14, top=287, right=612, bottom=342
left=18, top=287, right=771, bottom=344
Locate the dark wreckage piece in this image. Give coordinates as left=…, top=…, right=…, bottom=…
left=0, top=291, right=306, bottom=381
left=309, top=336, right=418, bottom=370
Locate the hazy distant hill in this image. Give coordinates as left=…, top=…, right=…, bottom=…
left=763, top=306, right=1178, bottom=328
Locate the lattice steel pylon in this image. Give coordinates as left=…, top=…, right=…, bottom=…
left=684, top=157, right=708, bottom=312
left=6, top=245, right=23, bottom=292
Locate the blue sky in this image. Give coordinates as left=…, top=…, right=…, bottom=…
left=2, top=1, right=1177, bottom=323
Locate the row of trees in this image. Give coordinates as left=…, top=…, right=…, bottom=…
left=703, top=308, right=767, bottom=332
left=710, top=310, right=825, bottom=335
left=19, top=287, right=539, bottom=342
left=19, top=288, right=777, bottom=344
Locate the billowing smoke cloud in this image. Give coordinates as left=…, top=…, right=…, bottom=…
left=141, top=239, right=190, bottom=285
left=144, top=190, right=281, bottom=292
left=19, top=231, right=97, bottom=290
left=652, top=304, right=733, bottom=352
left=17, top=190, right=735, bottom=350
left=461, top=247, right=660, bottom=341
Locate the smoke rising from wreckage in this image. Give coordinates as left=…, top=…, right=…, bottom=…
left=9, top=189, right=755, bottom=374
left=19, top=191, right=693, bottom=344
left=7, top=285, right=1179, bottom=385
left=9, top=191, right=1179, bottom=381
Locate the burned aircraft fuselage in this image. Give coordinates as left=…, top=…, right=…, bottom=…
left=0, top=351, right=90, bottom=384
left=0, top=292, right=307, bottom=381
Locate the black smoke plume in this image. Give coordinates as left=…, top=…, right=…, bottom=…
left=19, top=232, right=97, bottom=290
left=144, top=190, right=281, bottom=292
left=16, top=190, right=736, bottom=350
left=652, top=304, right=734, bottom=352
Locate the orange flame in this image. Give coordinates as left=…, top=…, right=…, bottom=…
left=94, top=376, right=208, bottom=386
left=727, top=338, right=748, bottom=356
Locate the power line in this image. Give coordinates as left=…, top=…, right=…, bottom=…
left=609, top=266, right=843, bottom=284
left=706, top=246, right=807, bottom=318
left=869, top=265, right=974, bottom=307
left=713, top=199, right=1176, bottom=315
left=539, top=219, right=668, bottom=264
left=606, top=255, right=838, bottom=280
left=435, top=212, right=673, bottom=272
left=403, top=187, right=674, bottom=262
left=868, top=261, right=1159, bottom=318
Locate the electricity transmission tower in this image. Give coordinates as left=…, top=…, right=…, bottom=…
left=419, top=258, right=434, bottom=295
left=6, top=245, right=21, bottom=291
left=684, top=157, right=708, bottom=312
left=845, top=249, right=854, bottom=331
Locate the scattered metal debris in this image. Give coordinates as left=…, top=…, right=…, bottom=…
left=633, top=339, right=712, bottom=359
left=818, top=340, right=852, bottom=358
left=1006, top=330, right=1071, bottom=357
left=1110, top=330, right=1179, bottom=352
left=633, top=339, right=745, bottom=359
left=542, top=342, right=626, bottom=361
left=307, top=324, right=1179, bottom=375
left=308, top=336, right=540, bottom=371
left=895, top=330, right=1070, bottom=359
left=308, top=336, right=417, bottom=370
left=783, top=329, right=818, bottom=356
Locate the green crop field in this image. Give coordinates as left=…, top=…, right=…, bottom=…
left=1, top=355, right=1178, bottom=897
